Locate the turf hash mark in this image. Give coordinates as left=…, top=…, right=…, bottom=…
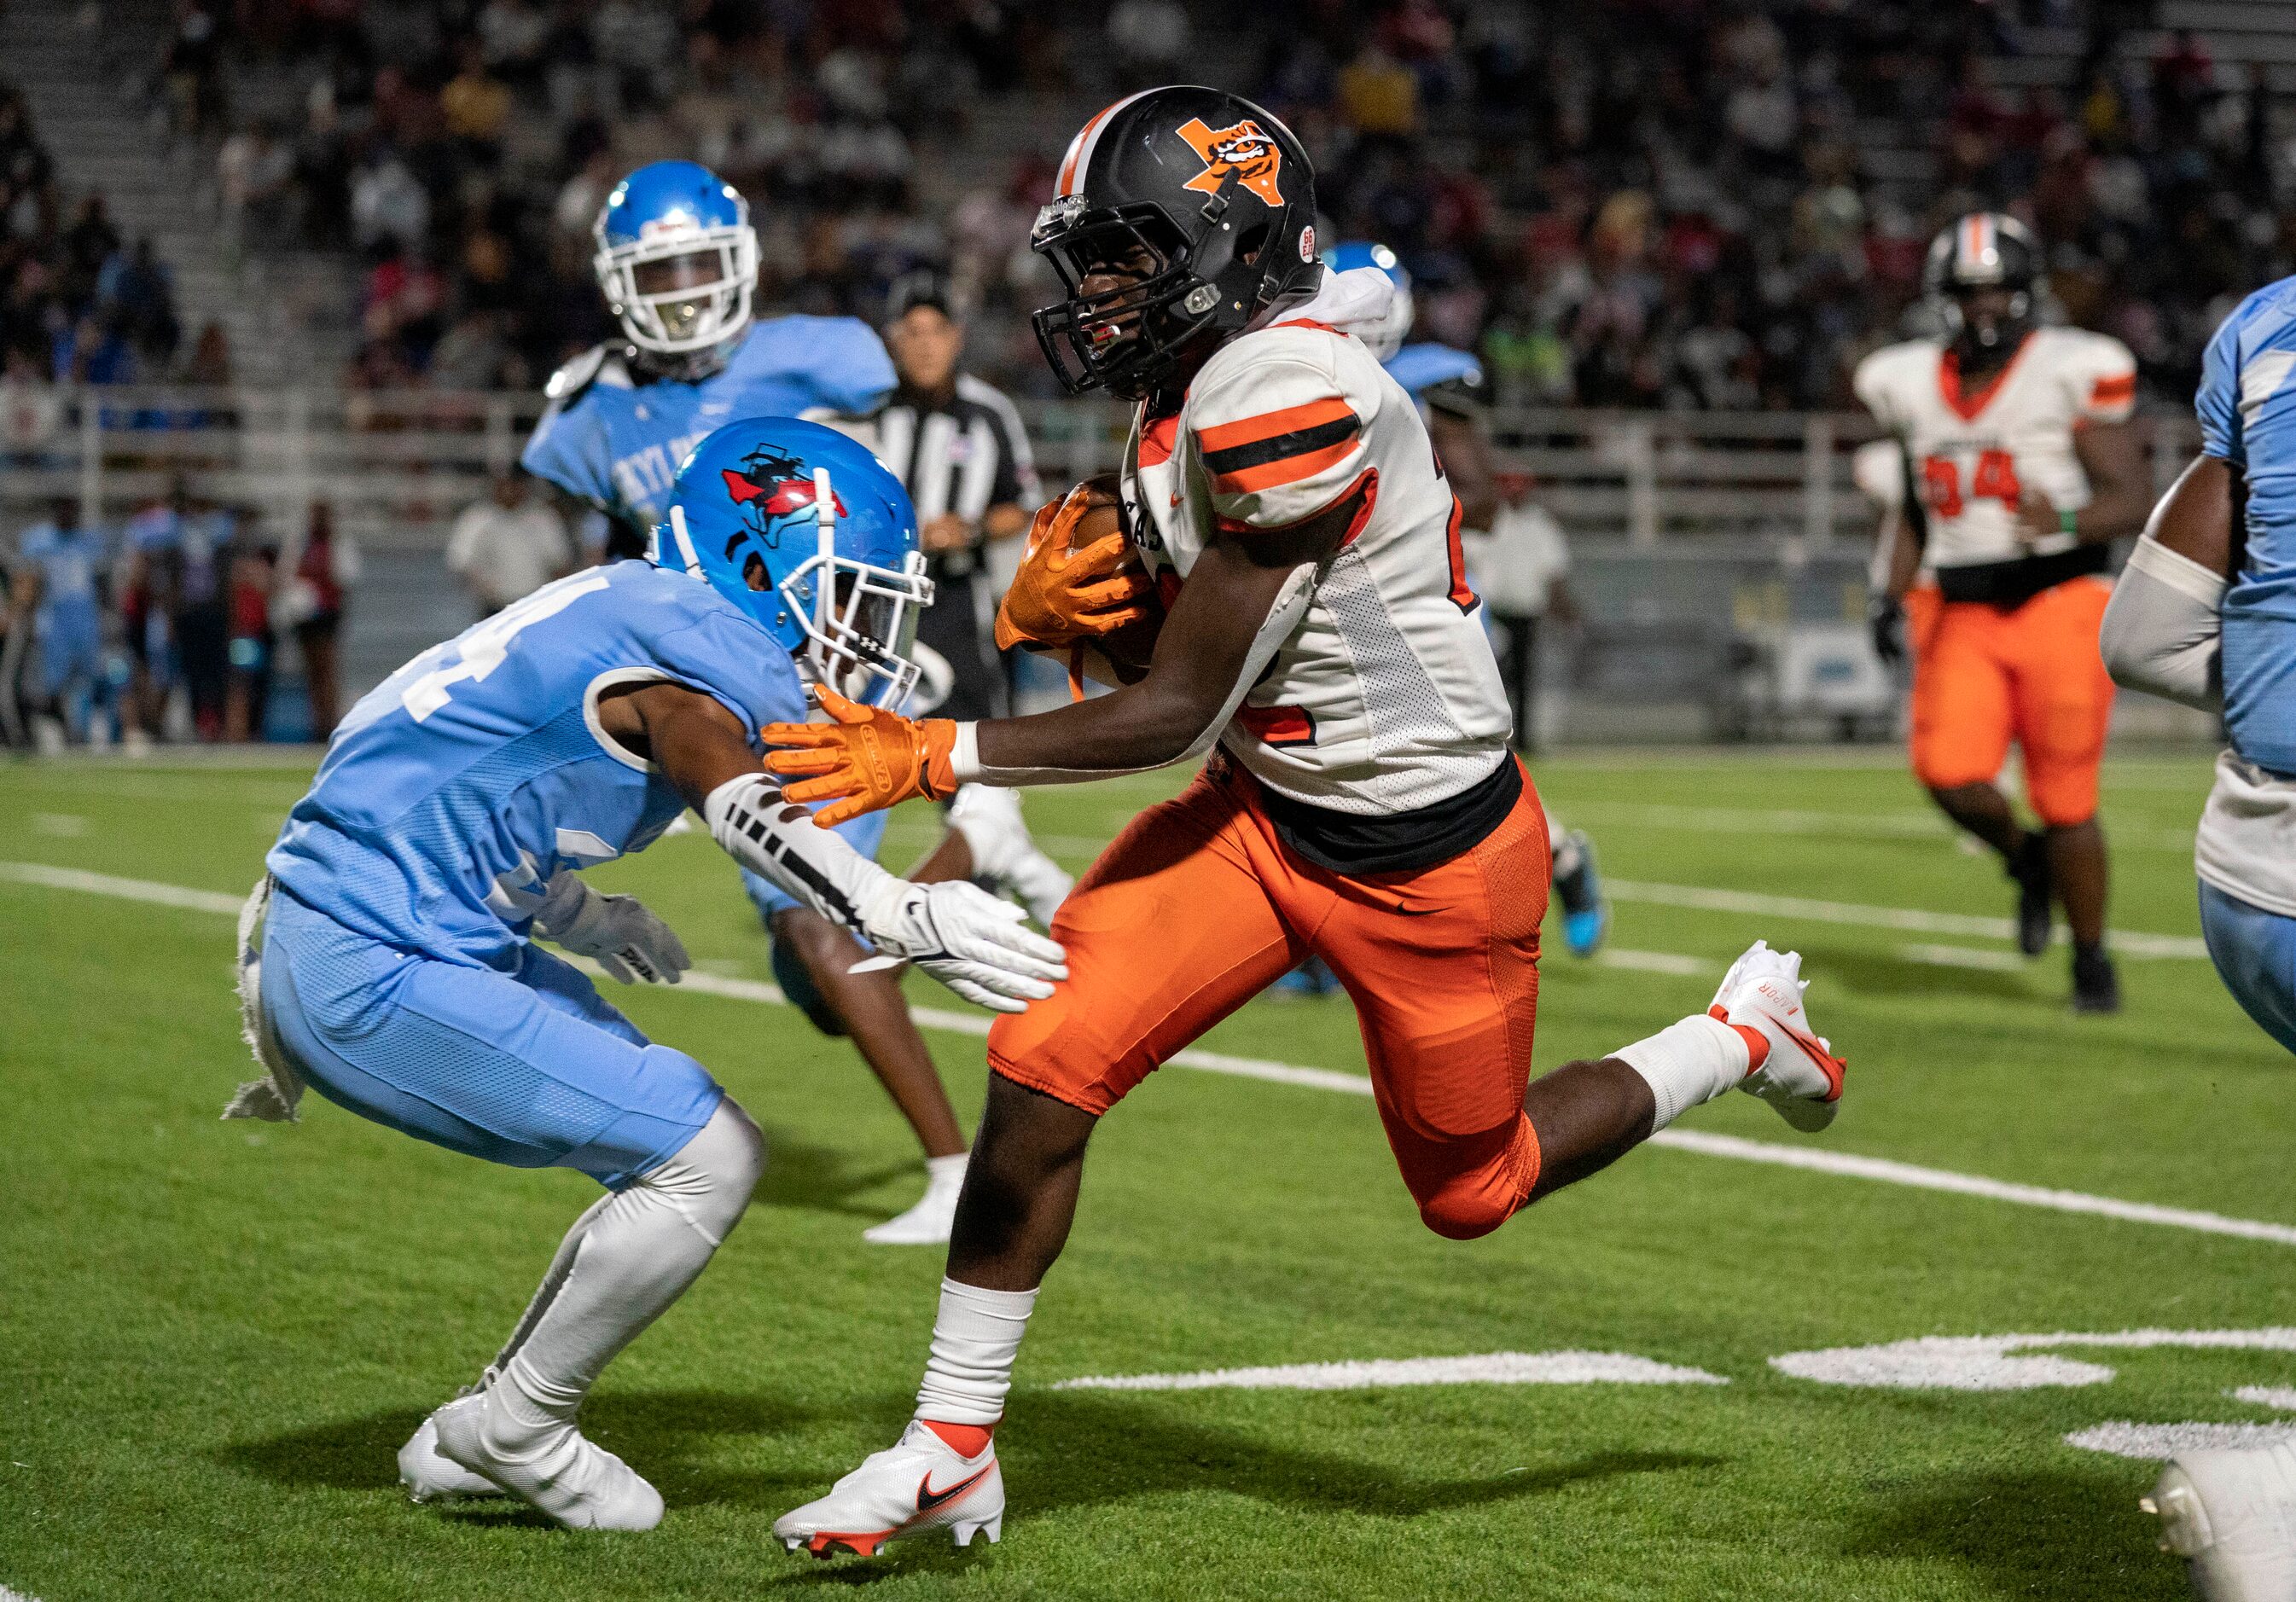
left=1053, top=1350, right=1729, bottom=1391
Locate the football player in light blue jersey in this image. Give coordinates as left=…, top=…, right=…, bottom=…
left=2101, top=269, right=2296, bottom=1602
left=1315, top=241, right=1611, bottom=960
left=237, top=419, right=1064, bottom=1534
left=12, top=497, right=108, bottom=749
left=526, top=159, right=1067, bottom=1245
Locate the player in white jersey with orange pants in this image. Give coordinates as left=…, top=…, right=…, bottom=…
left=755, top=86, right=1850, bottom=1559
left=1854, top=212, right=2154, bottom=1012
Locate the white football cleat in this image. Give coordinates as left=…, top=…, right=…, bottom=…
left=431, top=1389, right=665, bottom=1531
left=863, top=1151, right=967, bottom=1245
left=1709, top=940, right=1845, bottom=1132
left=398, top=1407, right=504, bottom=1502
left=950, top=785, right=1073, bottom=927
left=775, top=1419, right=1003, bottom=1558
left=2144, top=1444, right=2296, bottom=1602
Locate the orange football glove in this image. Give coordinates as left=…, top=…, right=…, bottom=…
left=993, top=482, right=1154, bottom=654
left=761, top=685, right=961, bottom=827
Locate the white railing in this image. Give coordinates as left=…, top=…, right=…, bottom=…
left=1, top=384, right=2206, bottom=549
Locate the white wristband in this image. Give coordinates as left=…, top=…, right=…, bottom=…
left=950, top=721, right=982, bottom=783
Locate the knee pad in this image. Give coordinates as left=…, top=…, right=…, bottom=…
left=1403, top=1118, right=1539, bottom=1242
left=634, top=1097, right=765, bottom=1248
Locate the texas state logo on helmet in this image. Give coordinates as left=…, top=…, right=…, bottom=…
left=593, top=160, right=761, bottom=372
left=659, top=418, right=931, bottom=708
left=1031, top=86, right=1321, bottom=398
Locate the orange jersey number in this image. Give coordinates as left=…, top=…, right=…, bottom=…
left=1921, top=449, right=2022, bottom=519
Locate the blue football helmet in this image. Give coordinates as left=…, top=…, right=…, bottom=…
left=593, top=160, right=759, bottom=374
left=660, top=418, right=932, bottom=709
left=1320, top=240, right=1414, bottom=360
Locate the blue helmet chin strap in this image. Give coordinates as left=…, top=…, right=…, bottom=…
left=810, top=467, right=836, bottom=658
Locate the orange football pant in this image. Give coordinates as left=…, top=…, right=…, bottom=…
left=1905, top=576, right=2115, bottom=827
left=985, top=756, right=1550, bottom=1240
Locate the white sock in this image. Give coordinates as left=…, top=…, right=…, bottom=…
left=914, top=1277, right=1038, bottom=1426
left=1613, top=1013, right=1753, bottom=1134
left=924, top=1150, right=968, bottom=1192
left=487, top=1100, right=764, bottom=1442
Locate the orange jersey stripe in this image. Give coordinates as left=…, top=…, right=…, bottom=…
left=1194, top=396, right=1357, bottom=455
left=1208, top=436, right=1357, bottom=495
left=2090, top=373, right=2136, bottom=404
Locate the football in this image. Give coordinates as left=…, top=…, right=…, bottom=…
left=1055, top=475, right=1165, bottom=679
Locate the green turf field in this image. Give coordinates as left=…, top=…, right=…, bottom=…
left=2, top=748, right=2288, bottom=1600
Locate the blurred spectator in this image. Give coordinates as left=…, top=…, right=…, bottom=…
left=97, top=237, right=181, bottom=368
left=224, top=532, right=276, bottom=742
left=445, top=470, right=570, bottom=618
left=181, top=321, right=232, bottom=387
left=217, top=121, right=297, bottom=256
left=1467, top=472, right=1578, bottom=752
left=1108, top=0, right=1191, bottom=90
left=0, top=347, right=61, bottom=460
left=274, top=499, right=357, bottom=740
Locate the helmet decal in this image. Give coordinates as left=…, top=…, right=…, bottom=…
left=720, top=444, right=848, bottom=546
left=1177, top=117, right=1286, bottom=206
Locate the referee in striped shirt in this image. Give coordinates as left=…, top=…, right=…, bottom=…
left=875, top=272, right=1041, bottom=719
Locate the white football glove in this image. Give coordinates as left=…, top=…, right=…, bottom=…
left=853, top=879, right=1067, bottom=1013
left=533, top=873, right=690, bottom=985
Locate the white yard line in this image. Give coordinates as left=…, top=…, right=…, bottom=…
left=1054, top=1351, right=1729, bottom=1392
left=1575, top=801, right=2195, bottom=853
left=1606, top=878, right=2211, bottom=960
left=1898, top=943, right=2031, bottom=972
left=10, top=861, right=2287, bottom=1248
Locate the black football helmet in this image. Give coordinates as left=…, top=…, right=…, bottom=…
left=1923, top=212, right=2041, bottom=358
left=1031, top=86, right=1322, bottom=400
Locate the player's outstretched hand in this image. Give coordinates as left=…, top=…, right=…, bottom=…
left=544, top=886, right=691, bottom=985
left=854, top=879, right=1067, bottom=1013
left=994, top=479, right=1153, bottom=654
left=763, top=685, right=961, bottom=826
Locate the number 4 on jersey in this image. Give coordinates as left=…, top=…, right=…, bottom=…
left=1921, top=449, right=2022, bottom=519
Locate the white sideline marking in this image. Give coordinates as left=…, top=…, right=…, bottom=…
left=1662, top=1132, right=2296, bottom=1248
left=1, top=1587, right=44, bottom=1602
left=1771, top=1328, right=2296, bottom=1390
left=2234, top=1384, right=2296, bottom=1411
left=0, top=861, right=245, bottom=916
left=1594, top=948, right=1711, bottom=977
left=1053, top=1350, right=1728, bottom=1392
left=1899, top=943, right=2030, bottom=972
left=14, top=862, right=2295, bottom=1250
left=2067, top=1421, right=2296, bottom=1459
left=1607, top=878, right=2210, bottom=960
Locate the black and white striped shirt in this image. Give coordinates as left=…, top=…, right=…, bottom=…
left=872, top=374, right=1041, bottom=577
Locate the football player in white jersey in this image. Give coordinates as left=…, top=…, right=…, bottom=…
left=1854, top=213, right=2153, bottom=1011
left=755, top=86, right=1848, bottom=1559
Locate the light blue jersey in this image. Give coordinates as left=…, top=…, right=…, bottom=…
left=521, top=317, right=896, bottom=532
left=268, top=560, right=804, bottom=968
left=2198, top=276, right=2296, bottom=775
left=17, top=519, right=105, bottom=697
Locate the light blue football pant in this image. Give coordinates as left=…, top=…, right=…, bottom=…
left=2199, top=879, right=2296, bottom=1056
left=259, top=886, right=723, bottom=1187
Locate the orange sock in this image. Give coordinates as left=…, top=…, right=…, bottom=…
left=921, top=1419, right=996, bottom=1458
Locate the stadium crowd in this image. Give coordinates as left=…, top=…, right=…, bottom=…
left=103, top=0, right=2294, bottom=412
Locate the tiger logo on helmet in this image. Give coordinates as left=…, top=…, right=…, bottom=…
left=1178, top=117, right=1287, bottom=206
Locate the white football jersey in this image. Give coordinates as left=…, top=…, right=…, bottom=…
left=1119, top=313, right=1512, bottom=815
left=1852, top=327, right=2136, bottom=570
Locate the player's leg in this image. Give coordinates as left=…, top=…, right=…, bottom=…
left=740, top=802, right=975, bottom=1241
left=1546, top=805, right=1609, bottom=958
left=2009, top=578, right=2119, bottom=1010
left=1912, top=600, right=2051, bottom=949
left=1314, top=775, right=1842, bottom=1239
left=774, top=774, right=1299, bottom=1557
left=258, top=891, right=761, bottom=1528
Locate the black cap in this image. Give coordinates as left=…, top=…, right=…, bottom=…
left=885, top=269, right=956, bottom=324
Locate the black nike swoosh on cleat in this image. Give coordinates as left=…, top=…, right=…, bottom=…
left=915, top=1466, right=991, bottom=1514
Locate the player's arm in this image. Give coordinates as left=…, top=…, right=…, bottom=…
left=599, top=680, right=1064, bottom=1012
left=2099, top=453, right=2235, bottom=711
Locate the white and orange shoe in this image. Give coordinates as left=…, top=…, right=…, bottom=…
left=1709, top=940, right=1845, bottom=1132
left=774, top=1419, right=1003, bottom=1558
